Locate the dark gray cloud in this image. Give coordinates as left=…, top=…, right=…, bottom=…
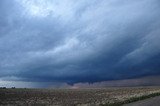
left=0, top=0, right=160, bottom=86
left=72, top=76, right=160, bottom=88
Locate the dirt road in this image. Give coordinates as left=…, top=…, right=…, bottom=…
left=123, top=96, right=160, bottom=106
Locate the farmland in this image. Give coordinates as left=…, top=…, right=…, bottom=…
left=0, top=87, right=160, bottom=106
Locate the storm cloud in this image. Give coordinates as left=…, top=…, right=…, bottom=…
left=0, top=0, right=160, bottom=86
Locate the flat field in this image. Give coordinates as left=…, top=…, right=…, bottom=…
left=0, top=87, right=160, bottom=106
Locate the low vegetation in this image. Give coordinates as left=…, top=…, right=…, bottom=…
left=101, top=92, right=160, bottom=106
left=0, top=87, right=160, bottom=106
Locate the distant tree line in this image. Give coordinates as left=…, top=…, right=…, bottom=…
left=0, top=87, right=16, bottom=89
left=0, top=87, right=6, bottom=89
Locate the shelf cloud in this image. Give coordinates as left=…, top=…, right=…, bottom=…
left=0, top=0, right=160, bottom=87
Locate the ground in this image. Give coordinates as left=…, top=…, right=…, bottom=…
left=124, top=96, right=160, bottom=106
left=0, top=87, right=160, bottom=106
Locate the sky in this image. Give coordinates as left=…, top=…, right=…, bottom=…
left=0, top=0, right=160, bottom=88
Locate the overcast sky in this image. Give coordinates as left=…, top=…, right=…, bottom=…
left=0, top=0, right=160, bottom=87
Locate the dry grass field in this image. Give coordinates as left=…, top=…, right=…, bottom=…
left=0, top=87, right=160, bottom=106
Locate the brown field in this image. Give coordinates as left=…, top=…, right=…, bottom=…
left=0, top=87, right=160, bottom=106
